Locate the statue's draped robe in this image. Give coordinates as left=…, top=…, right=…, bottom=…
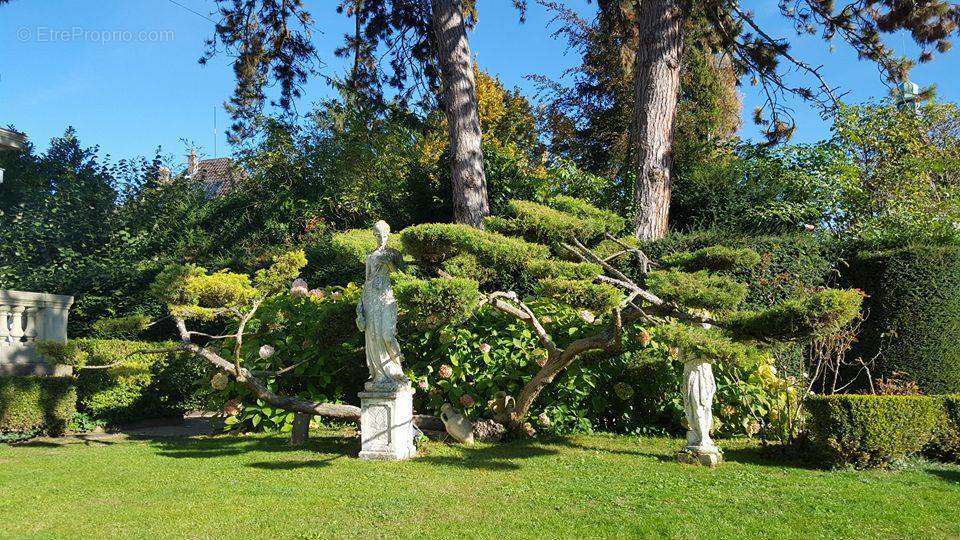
left=683, top=358, right=716, bottom=448
left=358, top=248, right=407, bottom=389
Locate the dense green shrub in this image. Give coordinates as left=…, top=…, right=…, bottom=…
left=0, top=376, right=76, bottom=436
left=806, top=394, right=943, bottom=468
left=928, top=395, right=960, bottom=462
left=844, top=245, right=960, bottom=394
left=39, top=339, right=205, bottom=425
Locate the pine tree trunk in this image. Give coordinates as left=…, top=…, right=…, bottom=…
left=632, top=0, right=686, bottom=241
left=432, top=0, right=490, bottom=228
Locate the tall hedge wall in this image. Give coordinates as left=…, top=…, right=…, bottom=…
left=845, top=245, right=960, bottom=394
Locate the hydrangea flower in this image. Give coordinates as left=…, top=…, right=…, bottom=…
left=479, top=343, right=491, bottom=355
left=290, top=278, right=309, bottom=297
left=438, top=364, right=453, bottom=379
left=210, top=372, right=229, bottom=391
left=259, top=345, right=276, bottom=359
left=537, top=412, right=551, bottom=427
left=579, top=310, right=596, bottom=323
left=459, top=394, right=476, bottom=407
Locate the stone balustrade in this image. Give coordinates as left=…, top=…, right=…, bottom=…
left=0, top=289, right=74, bottom=376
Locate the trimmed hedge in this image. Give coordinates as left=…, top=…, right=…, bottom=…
left=0, top=376, right=76, bottom=435
left=844, top=245, right=960, bottom=394
left=929, top=395, right=960, bottom=462
left=806, top=394, right=944, bottom=468
left=39, top=339, right=206, bottom=425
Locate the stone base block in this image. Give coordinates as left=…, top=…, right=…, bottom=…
left=359, top=388, right=416, bottom=461
left=677, top=447, right=723, bottom=468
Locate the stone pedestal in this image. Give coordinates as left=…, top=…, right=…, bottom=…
left=677, top=446, right=723, bottom=468
left=359, top=387, right=416, bottom=461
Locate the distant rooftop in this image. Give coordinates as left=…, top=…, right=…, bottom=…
left=0, top=128, right=27, bottom=150
left=176, top=149, right=247, bottom=198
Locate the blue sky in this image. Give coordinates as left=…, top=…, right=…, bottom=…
left=1, top=0, right=958, bottom=167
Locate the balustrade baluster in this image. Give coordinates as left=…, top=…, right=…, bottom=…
left=0, top=305, right=10, bottom=343
left=9, top=306, right=25, bottom=342
left=23, top=307, right=38, bottom=342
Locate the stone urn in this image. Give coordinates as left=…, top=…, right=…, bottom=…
left=440, top=403, right=474, bottom=444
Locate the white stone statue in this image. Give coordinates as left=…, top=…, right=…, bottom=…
left=682, top=355, right=718, bottom=454
left=677, top=314, right=722, bottom=466
left=356, top=221, right=410, bottom=392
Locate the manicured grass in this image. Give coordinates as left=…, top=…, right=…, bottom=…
left=1, top=430, right=959, bottom=539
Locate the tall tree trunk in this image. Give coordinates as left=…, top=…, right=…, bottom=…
left=632, top=0, right=687, bottom=241
left=432, top=0, right=490, bottom=228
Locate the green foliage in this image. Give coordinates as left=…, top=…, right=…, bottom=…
left=806, top=395, right=944, bottom=468
left=544, top=195, right=625, bottom=236
left=660, top=245, right=761, bottom=274
left=40, top=339, right=206, bottom=425
left=671, top=142, right=855, bottom=234
left=401, top=223, right=549, bottom=292
left=224, top=285, right=367, bottom=431
left=0, top=376, right=76, bottom=436
left=834, top=102, right=960, bottom=248
left=535, top=279, right=623, bottom=313
left=655, top=324, right=767, bottom=367
left=90, top=315, right=152, bottom=339
left=487, top=198, right=617, bottom=245
left=394, top=276, right=480, bottom=329
left=645, top=269, right=747, bottom=311
left=524, top=259, right=601, bottom=281
left=400, top=301, right=613, bottom=434
left=727, top=289, right=863, bottom=342
left=253, top=250, right=308, bottom=294
left=845, top=245, right=960, bottom=393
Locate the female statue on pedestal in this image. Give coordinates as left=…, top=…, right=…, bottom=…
left=356, top=220, right=410, bottom=392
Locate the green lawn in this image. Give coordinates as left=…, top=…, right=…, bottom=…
left=1, top=430, right=959, bottom=539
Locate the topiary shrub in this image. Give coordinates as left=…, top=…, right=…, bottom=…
left=641, top=230, right=836, bottom=309
left=0, top=376, right=76, bottom=436
left=845, top=245, right=960, bottom=394
left=485, top=197, right=622, bottom=245
left=645, top=269, right=747, bottom=312
left=806, top=394, right=943, bottom=468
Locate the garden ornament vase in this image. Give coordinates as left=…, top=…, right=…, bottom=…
left=356, top=220, right=410, bottom=392
left=440, top=403, right=475, bottom=444
left=487, top=391, right=516, bottom=419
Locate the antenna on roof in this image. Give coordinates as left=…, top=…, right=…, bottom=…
left=213, top=106, right=218, bottom=158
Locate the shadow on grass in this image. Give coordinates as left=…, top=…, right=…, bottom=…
left=719, top=445, right=821, bottom=469
left=418, top=439, right=561, bottom=471
left=143, top=432, right=360, bottom=465
left=926, top=468, right=960, bottom=484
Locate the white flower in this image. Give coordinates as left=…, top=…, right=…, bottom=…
left=259, top=345, right=276, bottom=359
left=578, top=310, right=596, bottom=324
left=479, top=343, right=491, bottom=355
